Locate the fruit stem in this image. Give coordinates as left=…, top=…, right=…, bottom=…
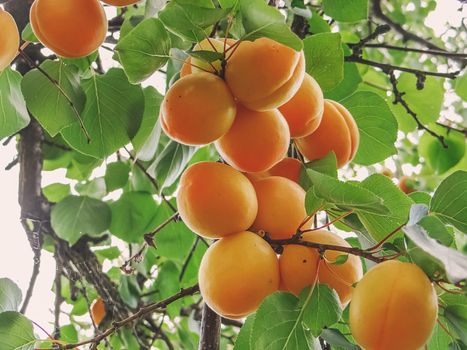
left=365, top=222, right=406, bottom=252
left=300, top=210, right=354, bottom=233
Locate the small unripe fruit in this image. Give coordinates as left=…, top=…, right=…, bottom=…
left=350, top=260, right=437, bottom=350
left=0, top=9, right=19, bottom=72
left=199, top=231, right=280, bottom=319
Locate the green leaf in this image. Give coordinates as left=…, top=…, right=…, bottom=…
left=0, top=311, right=35, bottom=350
left=305, top=188, right=325, bottom=215
left=0, top=68, right=30, bottom=139
left=61, top=69, right=145, bottom=159
left=419, top=125, right=466, bottom=174
left=21, top=23, right=38, bottom=42
left=159, top=0, right=228, bottom=43
left=75, top=178, right=107, bottom=199
left=132, top=87, right=164, bottom=161
left=409, top=191, right=432, bottom=205
left=394, top=74, right=445, bottom=130
left=445, top=305, right=467, bottom=345
left=428, top=321, right=455, bottom=350
left=306, top=169, right=388, bottom=214
left=303, top=152, right=338, bottom=179
left=94, top=246, right=121, bottom=261
left=109, top=192, right=159, bottom=243
left=250, top=292, right=314, bottom=349
left=237, top=0, right=303, bottom=51
left=105, top=162, right=131, bottom=192
left=357, top=174, right=412, bottom=242
left=153, top=261, right=182, bottom=319
left=341, top=91, right=398, bottom=165
left=321, top=328, right=361, bottom=349
left=188, top=50, right=224, bottom=63
left=156, top=220, right=198, bottom=263
left=301, top=284, right=342, bottom=337
left=430, top=171, right=467, bottom=232
left=42, top=183, right=71, bottom=203
left=21, top=60, right=85, bottom=136
left=147, top=141, right=197, bottom=191
left=51, top=195, right=111, bottom=245
left=116, top=18, right=171, bottom=83
left=62, top=53, right=98, bottom=74
left=303, top=33, right=344, bottom=91
left=308, top=11, right=331, bottom=34
left=119, top=275, right=140, bottom=309
left=233, top=314, right=254, bottom=350
left=0, top=279, right=22, bottom=313
left=454, top=71, right=467, bottom=101
left=59, top=324, right=78, bottom=343
left=145, top=0, right=168, bottom=17
left=323, top=0, right=368, bottom=22
left=325, top=62, right=362, bottom=101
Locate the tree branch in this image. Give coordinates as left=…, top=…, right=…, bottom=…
left=358, top=43, right=467, bottom=59
left=199, top=304, right=221, bottom=350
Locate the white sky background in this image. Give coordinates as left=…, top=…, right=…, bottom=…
left=0, top=0, right=465, bottom=333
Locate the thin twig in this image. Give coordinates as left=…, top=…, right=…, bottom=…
left=359, top=43, right=467, bottom=59
left=179, top=236, right=201, bottom=281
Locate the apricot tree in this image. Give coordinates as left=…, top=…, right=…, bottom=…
left=0, top=0, right=466, bottom=350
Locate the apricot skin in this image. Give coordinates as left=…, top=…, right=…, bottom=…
left=295, top=100, right=359, bottom=168
left=30, top=0, right=107, bottom=58
left=279, top=73, right=324, bottom=138
left=91, top=298, right=106, bottom=326
left=225, top=37, right=305, bottom=111
left=177, top=162, right=258, bottom=239
left=0, top=9, right=19, bottom=72
left=161, top=72, right=236, bottom=145
left=215, top=105, right=290, bottom=173
left=247, top=157, right=303, bottom=184
left=350, top=260, right=437, bottom=350
left=252, top=176, right=307, bottom=240
left=199, top=231, right=280, bottom=319
left=279, top=230, right=363, bottom=306
left=101, top=0, right=139, bottom=5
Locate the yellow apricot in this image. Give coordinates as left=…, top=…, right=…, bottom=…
left=161, top=72, right=236, bottom=145
left=247, top=157, right=303, bottom=184
left=30, top=0, right=107, bottom=58
left=251, top=176, right=307, bottom=240
left=350, top=260, right=438, bottom=350
left=101, top=0, right=139, bottom=5
left=215, top=105, right=290, bottom=172
left=278, top=73, right=324, bottom=138
left=177, top=162, right=258, bottom=239
left=199, top=231, right=280, bottom=319
left=0, top=9, right=19, bottom=72
left=91, top=298, right=106, bottom=326
left=192, top=38, right=228, bottom=74
left=295, top=100, right=359, bottom=168
left=225, top=37, right=305, bottom=111
left=279, top=230, right=363, bottom=306
left=180, top=57, right=192, bottom=77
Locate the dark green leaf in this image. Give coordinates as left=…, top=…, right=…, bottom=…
left=325, top=61, right=362, bottom=101
left=0, top=311, right=35, bottom=350
left=445, top=305, right=467, bottom=345
left=21, top=23, right=38, bottom=42
left=0, top=279, right=22, bottom=313
left=105, top=162, right=131, bottom=192
left=323, top=0, right=368, bottom=22
left=321, top=328, right=361, bottom=349
left=233, top=314, right=254, bottom=350
left=308, top=11, right=331, bottom=33
left=153, top=261, right=182, bottom=318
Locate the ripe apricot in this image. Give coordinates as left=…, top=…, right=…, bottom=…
left=215, top=105, right=290, bottom=172
left=161, top=72, right=236, bottom=145
left=191, top=38, right=228, bottom=74
left=199, top=231, right=280, bottom=319
left=295, top=100, right=359, bottom=168
left=251, top=176, right=307, bottom=240
left=278, top=73, right=324, bottom=138
left=350, top=260, right=438, bottom=350
left=91, top=298, right=106, bottom=326
left=177, top=162, right=258, bottom=239
left=279, top=230, right=363, bottom=306
left=180, top=57, right=192, bottom=77
left=225, top=37, right=305, bottom=111
left=0, top=9, right=19, bottom=72
left=30, top=0, right=107, bottom=58
left=101, top=0, right=139, bottom=5
left=247, top=157, right=303, bottom=184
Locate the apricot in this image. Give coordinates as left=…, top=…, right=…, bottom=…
left=215, top=105, right=290, bottom=172
left=191, top=38, right=228, bottom=74
left=251, top=176, right=307, bottom=240
left=177, top=162, right=258, bottom=239
left=100, top=0, right=139, bottom=5
left=91, top=298, right=106, bottom=326
left=295, top=100, right=359, bottom=168
left=399, top=175, right=416, bottom=194
left=199, top=231, right=280, bottom=319
left=350, top=260, right=438, bottom=350
left=278, top=73, right=324, bottom=138
left=225, top=37, right=305, bottom=111
left=247, top=157, right=303, bottom=184
left=279, top=230, right=363, bottom=306
left=180, top=57, right=192, bottom=77
left=30, top=0, right=107, bottom=58
left=0, top=9, right=19, bottom=72
left=161, top=72, right=236, bottom=145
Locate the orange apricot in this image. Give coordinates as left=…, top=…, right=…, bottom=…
left=191, top=38, right=228, bottom=74
left=279, top=230, right=363, bottom=306
left=251, top=176, right=307, bottom=240
left=215, top=105, right=290, bottom=172
left=101, top=0, right=139, bottom=5
left=350, top=260, right=438, bottom=350
left=91, top=298, right=106, bottom=326
left=180, top=57, right=192, bottom=77
left=199, top=231, right=280, bottom=319
left=247, top=157, right=303, bottom=184
left=225, top=37, right=305, bottom=111
left=177, top=162, right=258, bottom=239
left=0, top=9, right=19, bottom=72
left=161, top=72, right=236, bottom=145
left=278, top=73, right=324, bottom=138
left=295, top=100, right=359, bottom=168
left=30, top=0, right=107, bottom=58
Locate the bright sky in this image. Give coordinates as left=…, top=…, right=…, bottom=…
left=0, top=0, right=464, bottom=335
